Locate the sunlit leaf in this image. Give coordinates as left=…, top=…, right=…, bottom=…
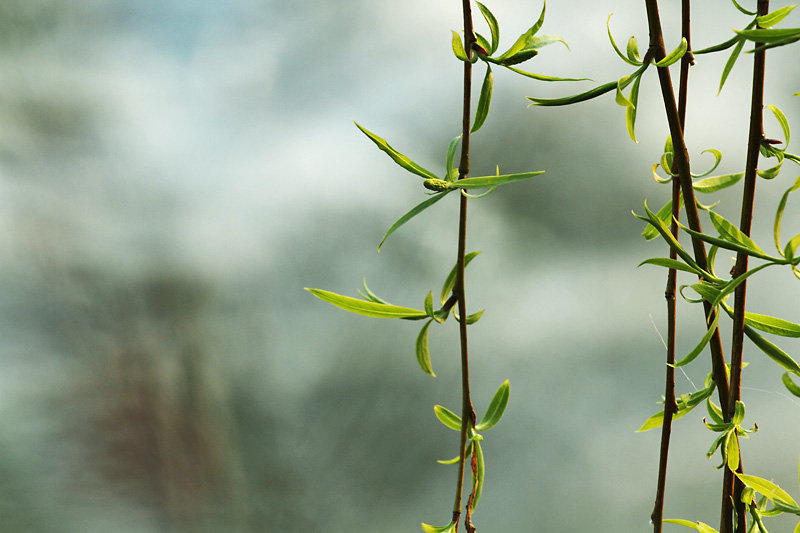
left=440, top=251, right=482, bottom=304
left=452, top=30, right=469, bottom=61
left=434, top=405, right=463, bottom=431
left=626, top=72, right=643, bottom=143
left=476, top=2, right=500, bottom=54
left=775, top=176, right=800, bottom=253
left=730, top=0, right=757, bottom=15
left=726, top=430, right=740, bottom=471
left=637, top=257, right=705, bottom=277
left=355, top=122, right=439, bottom=180
left=766, top=104, right=791, bottom=145
left=416, top=319, right=436, bottom=376
left=306, top=288, right=427, bottom=318
left=421, top=521, right=456, bottom=533
left=736, top=27, right=800, bottom=44
left=527, top=34, right=569, bottom=50
left=676, top=220, right=780, bottom=263
left=737, top=474, right=799, bottom=507
left=641, top=197, right=683, bottom=240
left=476, top=379, right=510, bottom=431
left=378, top=191, right=452, bottom=251
left=693, top=173, right=744, bottom=193
left=691, top=149, right=723, bottom=178
left=606, top=14, right=642, bottom=66
left=707, top=399, right=724, bottom=424
left=466, top=310, right=485, bottom=324
left=655, top=37, right=688, bottom=67
left=709, top=210, right=764, bottom=254
left=450, top=170, right=546, bottom=189
left=627, top=35, right=641, bottom=63
left=733, top=400, right=745, bottom=426
left=663, top=518, right=719, bottom=532
left=757, top=5, right=798, bottom=28
left=505, top=65, right=591, bottom=82
left=637, top=202, right=705, bottom=275
left=496, top=0, right=547, bottom=63
left=445, top=135, right=461, bottom=181
left=361, top=278, right=390, bottom=304
left=527, top=81, right=617, bottom=106
left=472, top=66, right=494, bottom=133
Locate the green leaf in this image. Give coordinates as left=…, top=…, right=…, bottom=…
left=526, top=34, right=569, bottom=50
left=527, top=81, right=618, bottom=106
left=476, top=2, right=499, bottom=54
left=743, top=323, right=800, bottom=375
left=655, top=37, right=688, bottom=67
left=606, top=14, right=642, bottom=66
left=465, top=310, right=485, bottom=325
left=641, top=198, right=683, bottom=240
left=737, top=474, right=799, bottom=507
left=626, top=72, right=643, bottom=143
left=757, top=5, right=798, bottom=28
left=627, top=35, right=641, bottom=63
left=637, top=202, right=706, bottom=275
left=472, top=66, right=494, bottom=133
left=719, top=37, right=746, bottom=94
left=737, top=27, right=800, bottom=44
left=707, top=399, right=724, bottom=424
left=450, top=170, right=546, bottom=189
left=733, top=400, right=745, bottom=426
left=416, top=319, right=436, bottom=376
left=361, top=278, right=390, bottom=304
left=504, top=65, right=590, bottom=82
left=472, top=440, right=485, bottom=509
left=434, top=405, right=463, bottom=431
left=775, top=177, right=800, bottom=253
left=424, top=292, right=435, bottom=317
left=421, top=521, right=456, bottom=533
left=745, top=312, right=800, bottom=338
left=673, top=309, right=720, bottom=367
left=693, top=173, right=744, bottom=193
left=355, top=122, right=439, bottom=180
left=496, top=0, right=547, bottom=63
left=475, top=33, right=492, bottom=57
left=637, top=384, right=715, bottom=432
left=766, top=104, right=791, bottom=145
left=445, top=136, right=461, bottom=181
left=676, top=220, right=780, bottom=263
left=451, top=30, right=469, bottom=61
left=726, top=430, right=740, bottom=471
left=306, top=288, right=427, bottom=318
left=378, top=191, right=451, bottom=251
left=691, top=150, right=723, bottom=178
left=637, top=257, right=705, bottom=277
left=663, top=518, right=719, bottom=532
left=440, top=251, right=482, bottom=304
left=787, top=233, right=800, bottom=260
left=788, top=373, right=800, bottom=398
left=476, top=379, right=510, bottom=431
left=731, top=0, right=757, bottom=16
left=709, top=210, right=764, bottom=254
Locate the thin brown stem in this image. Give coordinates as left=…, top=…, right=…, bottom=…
left=451, top=1, right=476, bottom=530
left=725, top=2, right=769, bottom=530
left=643, top=0, right=730, bottom=425
left=651, top=3, right=692, bottom=530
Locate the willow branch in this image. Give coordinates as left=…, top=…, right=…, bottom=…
left=726, top=2, right=769, bottom=530
left=451, top=0, right=477, bottom=530
left=651, top=2, right=692, bottom=530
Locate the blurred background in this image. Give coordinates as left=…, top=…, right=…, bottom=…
left=0, top=0, right=799, bottom=531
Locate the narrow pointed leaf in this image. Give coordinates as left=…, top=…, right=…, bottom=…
left=438, top=443, right=472, bottom=465
left=434, top=405, right=463, bottom=431
left=731, top=0, right=757, bottom=15
left=663, top=519, right=719, bottom=532
left=306, top=288, right=427, bottom=318
left=361, top=278, right=390, bottom=304
left=445, top=136, right=461, bottom=181
left=676, top=221, right=780, bottom=262
left=745, top=312, right=800, bottom=337
left=472, top=66, right=493, bottom=133
left=472, top=440, right=485, bottom=509
left=466, top=310, right=485, bottom=325
left=450, top=170, right=546, bottom=189
left=673, top=310, right=720, bottom=367
left=451, top=31, right=469, bottom=61
left=615, top=76, right=634, bottom=108
left=379, top=191, right=451, bottom=251
left=505, top=65, right=590, bottom=82
left=440, top=251, right=481, bottom=304
left=355, top=122, right=439, bottom=180
left=626, top=72, right=643, bottom=143
left=476, top=2, right=499, bottom=54
left=497, top=0, right=546, bottom=62
left=527, top=81, right=617, bottom=106
left=693, top=173, right=744, bottom=193
left=627, top=35, right=641, bottom=62
left=709, top=210, right=764, bottom=253
left=783, top=372, right=800, bottom=398
left=606, top=14, right=641, bottom=66
left=476, top=379, right=510, bottom=430
left=639, top=202, right=705, bottom=274
left=719, top=37, right=746, bottom=94
left=727, top=431, right=740, bottom=471
left=641, top=198, right=683, bottom=240
left=475, top=33, right=492, bottom=57
left=655, top=37, right=688, bottom=67
left=637, top=257, right=706, bottom=277
left=707, top=399, right=724, bottom=424
left=736, top=27, right=800, bottom=44
left=527, top=34, right=569, bottom=50
left=743, top=323, right=800, bottom=375
left=733, top=400, right=746, bottom=426
left=737, top=474, right=799, bottom=506
left=691, top=149, right=723, bottom=178
left=767, top=104, right=791, bottom=145
left=757, top=5, right=798, bottom=28
left=415, top=319, right=436, bottom=376
left=421, top=521, right=456, bottom=533
left=424, top=292, right=435, bottom=317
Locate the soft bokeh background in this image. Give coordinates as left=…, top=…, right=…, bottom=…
left=1, top=1, right=799, bottom=531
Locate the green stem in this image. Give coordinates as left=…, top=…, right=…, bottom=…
left=452, top=1, right=477, bottom=531
left=651, top=3, right=692, bottom=530
left=725, top=2, right=768, bottom=530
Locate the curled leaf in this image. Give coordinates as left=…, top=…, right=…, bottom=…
left=472, top=66, right=494, bottom=133
left=655, top=37, right=688, bottom=67
left=355, top=122, right=439, bottom=180
left=476, top=2, right=499, bottom=54
left=416, top=319, right=435, bottom=376
left=452, top=30, right=469, bottom=61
